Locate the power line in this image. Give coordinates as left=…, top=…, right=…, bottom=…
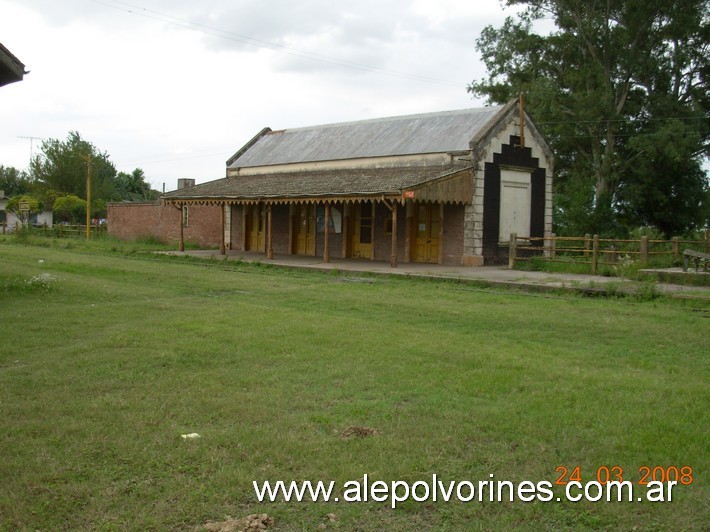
left=91, top=0, right=468, bottom=88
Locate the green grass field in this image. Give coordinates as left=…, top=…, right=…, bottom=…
left=0, top=238, right=707, bottom=530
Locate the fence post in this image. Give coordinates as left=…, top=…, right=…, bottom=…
left=640, top=236, right=649, bottom=262
left=550, top=232, right=556, bottom=259
left=508, top=232, right=517, bottom=270
left=609, top=244, right=617, bottom=264
left=592, top=234, right=599, bottom=275
left=672, top=237, right=679, bottom=260
left=584, top=233, right=591, bottom=257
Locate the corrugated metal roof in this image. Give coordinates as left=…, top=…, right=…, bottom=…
left=228, top=106, right=503, bottom=169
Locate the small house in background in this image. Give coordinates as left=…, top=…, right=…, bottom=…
left=0, top=191, right=53, bottom=231
left=0, top=43, right=27, bottom=88
left=158, top=98, right=553, bottom=266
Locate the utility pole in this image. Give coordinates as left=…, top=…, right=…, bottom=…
left=518, top=93, right=525, bottom=149
left=79, top=154, right=92, bottom=239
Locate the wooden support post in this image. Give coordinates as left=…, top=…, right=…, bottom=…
left=178, top=205, right=185, bottom=252
left=550, top=233, right=556, bottom=259
left=508, top=232, right=517, bottom=269
left=287, top=204, right=294, bottom=255
left=220, top=203, right=226, bottom=255
left=382, top=199, right=398, bottom=268
left=639, top=235, right=649, bottom=262
left=323, top=202, right=331, bottom=263
left=404, top=201, right=413, bottom=263
left=266, top=204, right=273, bottom=260
left=390, top=202, right=398, bottom=268
left=592, top=234, right=600, bottom=275
left=584, top=233, right=591, bottom=257
left=370, top=201, right=376, bottom=260
left=342, top=203, right=349, bottom=258
left=438, top=203, right=444, bottom=265
left=672, top=237, right=680, bottom=260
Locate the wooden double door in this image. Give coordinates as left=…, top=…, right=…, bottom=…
left=413, top=203, right=440, bottom=263
left=245, top=205, right=265, bottom=252
left=293, top=203, right=316, bottom=255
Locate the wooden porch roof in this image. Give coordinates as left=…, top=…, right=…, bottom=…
left=0, top=43, right=27, bottom=87
left=162, top=166, right=473, bottom=206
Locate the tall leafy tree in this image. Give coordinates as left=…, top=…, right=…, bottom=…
left=115, top=168, right=159, bottom=201
left=469, top=0, right=709, bottom=236
left=0, top=165, right=32, bottom=197
left=30, top=132, right=118, bottom=209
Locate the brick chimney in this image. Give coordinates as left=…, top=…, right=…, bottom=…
left=177, top=178, right=195, bottom=190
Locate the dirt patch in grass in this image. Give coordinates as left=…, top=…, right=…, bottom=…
left=201, top=513, right=273, bottom=532
left=341, top=426, right=380, bottom=438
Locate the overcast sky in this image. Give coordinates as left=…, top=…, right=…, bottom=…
left=1, top=0, right=525, bottom=191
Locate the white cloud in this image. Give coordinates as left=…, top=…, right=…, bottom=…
left=0, top=0, right=519, bottom=191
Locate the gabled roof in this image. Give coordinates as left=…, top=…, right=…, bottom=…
left=163, top=100, right=549, bottom=206
left=0, top=43, right=27, bottom=87
left=227, top=106, right=504, bottom=169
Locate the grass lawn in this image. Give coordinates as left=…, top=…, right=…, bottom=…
left=0, top=238, right=707, bottom=530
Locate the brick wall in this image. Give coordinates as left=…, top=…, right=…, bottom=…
left=108, top=200, right=467, bottom=264
left=441, top=204, right=465, bottom=265
left=271, top=205, right=291, bottom=254
left=107, top=202, right=223, bottom=247
left=371, top=202, right=463, bottom=265
left=229, top=205, right=244, bottom=250
left=373, top=202, right=407, bottom=263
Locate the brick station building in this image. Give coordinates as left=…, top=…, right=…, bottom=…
left=110, top=98, right=553, bottom=266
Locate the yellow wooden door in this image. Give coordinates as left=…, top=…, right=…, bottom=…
left=246, top=205, right=265, bottom=251
left=413, top=203, right=440, bottom=263
left=294, top=204, right=316, bottom=255
left=351, top=202, right=373, bottom=258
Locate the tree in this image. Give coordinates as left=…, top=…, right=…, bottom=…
left=469, top=0, right=709, bottom=236
left=30, top=131, right=119, bottom=204
left=52, top=195, right=87, bottom=224
left=0, top=166, right=32, bottom=197
left=5, top=195, right=42, bottom=226
left=115, top=168, right=159, bottom=201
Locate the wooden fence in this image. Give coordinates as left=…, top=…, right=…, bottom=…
left=508, top=233, right=710, bottom=274
left=1, top=222, right=107, bottom=238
